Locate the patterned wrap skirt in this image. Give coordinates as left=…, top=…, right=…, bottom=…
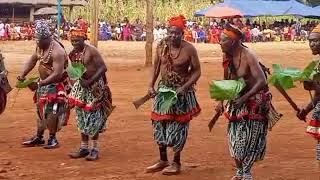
left=35, top=83, right=69, bottom=131
left=306, top=101, right=320, bottom=140
left=225, top=88, right=281, bottom=162
left=69, top=78, right=113, bottom=137
left=151, top=84, right=201, bottom=152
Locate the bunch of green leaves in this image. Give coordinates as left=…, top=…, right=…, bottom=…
left=157, top=86, right=178, bottom=114
left=268, top=60, right=318, bottom=90
left=209, top=78, right=246, bottom=101
left=67, top=60, right=86, bottom=80
left=16, top=77, right=39, bottom=89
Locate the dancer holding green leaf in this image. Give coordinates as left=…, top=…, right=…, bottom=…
left=17, top=20, right=69, bottom=149
left=146, top=15, right=201, bottom=175
left=296, top=24, right=320, bottom=162
left=68, top=29, right=113, bottom=161
left=215, top=24, right=281, bottom=180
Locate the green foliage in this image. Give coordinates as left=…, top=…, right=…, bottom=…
left=16, top=77, right=39, bottom=89
left=66, top=61, right=87, bottom=80
left=209, top=78, right=246, bottom=101
left=157, top=86, right=178, bottom=114
left=268, top=61, right=319, bottom=90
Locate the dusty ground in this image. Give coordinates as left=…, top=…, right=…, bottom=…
left=0, top=40, right=319, bottom=180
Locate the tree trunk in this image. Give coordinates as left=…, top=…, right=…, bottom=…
left=90, top=0, right=99, bottom=47
left=145, top=0, right=154, bottom=67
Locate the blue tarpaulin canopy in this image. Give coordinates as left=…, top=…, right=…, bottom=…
left=194, top=0, right=320, bottom=17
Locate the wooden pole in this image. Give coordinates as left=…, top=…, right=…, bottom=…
left=90, top=0, right=99, bottom=47
left=57, top=0, right=62, bottom=40
left=12, top=5, right=15, bottom=23
left=145, top=0, right=154, bottom=67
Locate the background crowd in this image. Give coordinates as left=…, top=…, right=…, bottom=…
left=0, top=16, right=319, bottom=43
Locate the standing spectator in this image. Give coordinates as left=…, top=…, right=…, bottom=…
left=122, top=23, right=131, bottom=41
left=153, top=26, right=160, bottom=42
left=294, top=20, right=302, bottom=41
left=210, top=25, right=219, bottom=44
left=192, top=27, right=198, bottom=43
left=158, top=24, right=167, bottom=41
left=197, top=26, right=206, bottom=43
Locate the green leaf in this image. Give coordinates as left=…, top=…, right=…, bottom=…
left=302, top=60, right=318, bottom=80
left=16, top=77, right=39, bottom=89
left=272, top=64, right=282, bottom=73
left=268, top=62, right=318, bottom=90
left=209, top=78, right=246, bottom=101
left=157, top=86, right=178, bottom=114
left=67, top=61, right=86, bottom=80
left=277, top=75, right=295, bottom=90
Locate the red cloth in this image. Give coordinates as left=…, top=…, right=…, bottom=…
left=168, top=15, right=186, bottom=30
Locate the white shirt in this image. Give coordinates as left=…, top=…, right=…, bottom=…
left=15, top=26, right=21, bottom=33
left=0, top=23, right=4, bottom=36
left=115, top=27, right=121, bottom=34
left=153, top=28, right=160, bottom=42
left=158, top=28, right=167, bottom=40
left=251, top=28, right=260, bottom=37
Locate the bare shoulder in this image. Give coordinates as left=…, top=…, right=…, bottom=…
left=243, top=47, right=258, bottom=63
left=86, top=43, right=100, bottom=54
left=52, top=41, right=65, bottom=59
left=182, top=41, right=197, bottom=54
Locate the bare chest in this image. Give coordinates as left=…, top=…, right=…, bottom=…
left=232, top=57, right=249, bottom=78
left=160, top=50, right=190, bottom=70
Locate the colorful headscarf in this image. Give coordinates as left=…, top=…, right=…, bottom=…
left=311, top=24, right=320, bottom=34
left=69, top=28, right=87, bottom=39
left=223, top=23, right=243, bottom=41
left=35, top=20, right=51, bottom=39
left=168, top=15, right=186, bottom=30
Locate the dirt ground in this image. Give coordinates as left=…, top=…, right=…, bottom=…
left=0, top=41, right=319, bottom=180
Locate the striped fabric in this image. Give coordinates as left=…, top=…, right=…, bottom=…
left=151, top=84, right=200, bottom=152
left=224, top=88, right=281, bottom=131
left=69, top=78, right=112, bottom=137
left=306, top=102, right=320, bottom=140
left=151, top=85, right=201, bottom=123
left=228, top=118, right=268, bottom=175
left=152, top=120, right=189, bottom=152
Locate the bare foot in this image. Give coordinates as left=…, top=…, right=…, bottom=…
left=146, top=160, right=169, bottom=173
left=162, top=162, right=181, bottom=176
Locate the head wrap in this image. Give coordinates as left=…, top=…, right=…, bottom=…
left=223, top=23, right=243, bottom=41
left=168, top=15, right=186, bottom=30
left=35, top=20, right=51, bottom=39
left=69, top=28, right=87, bottom=39
left=311, top=24, right=320, bottom=34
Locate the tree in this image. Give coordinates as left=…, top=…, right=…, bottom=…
left=297, top=0, right=320, bottom=6
left=145, top=0, right=154, bottom=66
